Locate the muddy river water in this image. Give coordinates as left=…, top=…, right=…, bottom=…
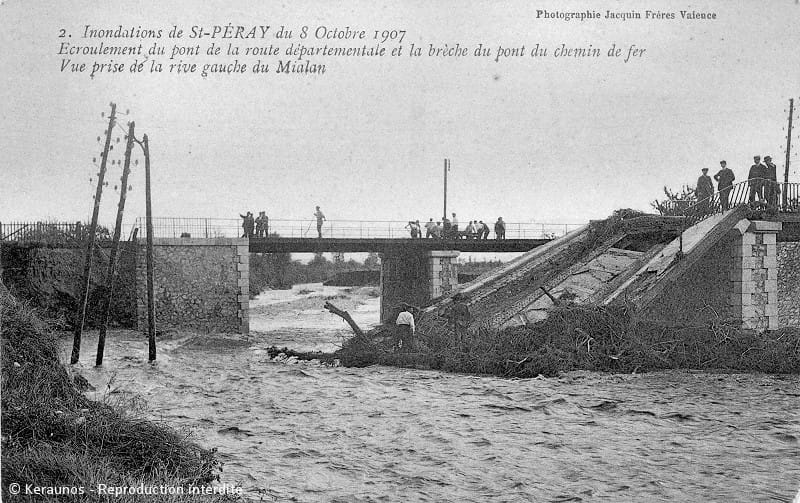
left=65, top=284, right=800, bottom=502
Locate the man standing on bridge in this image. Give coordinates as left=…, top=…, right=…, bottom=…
left=696, top=168, right=714, bottom=213
left=425, top=218, right=436, bottom=238
left=748, top=155, right=766, bottom=203
left=494, top=217, right=506, bottom=240
left=255, top=211, right=268, bottom=237
left=713, top=160, right=735, bottom=211
left=764, top=155, right=780, bottom=207
left=239, top=211, right=254, bottom=238
left=314, top=206, right=326, bottom=238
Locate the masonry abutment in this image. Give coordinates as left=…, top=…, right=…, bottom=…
left=135, top=238, right=249, bottom=334
left=380, top=249, right=459, bottom=323
left=730, top=221, right=781, bottom=331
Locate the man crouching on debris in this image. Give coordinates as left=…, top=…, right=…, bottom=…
left=395, top=304, right=415, bottom=351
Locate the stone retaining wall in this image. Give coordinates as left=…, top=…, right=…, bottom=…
left=0, top=243, right=137, bottom=327
left=135, top=238, right=248, bottom=334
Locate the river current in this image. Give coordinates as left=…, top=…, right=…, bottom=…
left=65, top=284, right=800, bottom=502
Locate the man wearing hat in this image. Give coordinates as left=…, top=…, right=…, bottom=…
left=748, top=156, right=766, bottom=203
left=696, top=167, right=715, bottom=213
left=764, top=155, right=780, bottom=206
left=314, top=205, right=326, bottom=238
left=713, top=160, right=736, bottom=211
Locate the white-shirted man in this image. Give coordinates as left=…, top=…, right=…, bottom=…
left=395, top=305, right=415, bottom=349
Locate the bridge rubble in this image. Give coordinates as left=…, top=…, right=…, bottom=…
left=415, top=205, right=780, bottom=338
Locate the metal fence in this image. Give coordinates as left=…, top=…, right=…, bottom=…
left=132, top=217, right=583, bottom=240
left=0, top=221, right=92, bottom=244
left=677, top=179, right=800, bottom=225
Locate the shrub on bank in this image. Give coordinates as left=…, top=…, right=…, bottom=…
left=337, top=305, right=800, bottom=377
left=0, top=288, right=231, bottom=502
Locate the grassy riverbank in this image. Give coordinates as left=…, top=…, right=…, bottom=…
left=336, top=305, right=800, bottom=377
left=0, top=289, right=232, bottom=502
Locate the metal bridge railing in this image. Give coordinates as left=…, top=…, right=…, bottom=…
left=677, top=179, right=800, bottom=225
left=131, top=217, right=583, bottom=240
left=0, top=221, right=93, bottom=243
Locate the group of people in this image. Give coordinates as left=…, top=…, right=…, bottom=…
left=240, top=207, right=513, bottom=240
left=696, top=155, right=783, bottom=212
left=239, top=211, right=269, bottom=238
left=406, top=213, right=507, bottom=240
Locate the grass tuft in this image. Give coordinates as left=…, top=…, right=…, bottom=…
left=1, top=287, right=233, bottom=501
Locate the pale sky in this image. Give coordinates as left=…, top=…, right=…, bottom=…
left=1, top=0, right=798, bottom=229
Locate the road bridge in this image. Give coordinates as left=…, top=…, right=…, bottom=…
left=247, top=237, right=551, bottom=253
left=3, top=183, right=799, bottom=335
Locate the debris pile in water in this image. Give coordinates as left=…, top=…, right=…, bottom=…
left=336, top=303, right=800, bottom=377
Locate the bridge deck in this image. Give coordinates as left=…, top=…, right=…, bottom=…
left=248, top=237, right=551, bottom=253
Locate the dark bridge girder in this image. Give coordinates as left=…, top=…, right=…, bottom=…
left=248, top=237, right=551, bottom=253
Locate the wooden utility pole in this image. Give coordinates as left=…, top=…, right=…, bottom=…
left=443, top=158, right=449, bottom=218
left=783, top=98, right=794, bottom=208
left=72, top=103, right=116, bottom=364
left=143, top=133, right=157, bottom=362
left=95, top=122, right=135, bottom=366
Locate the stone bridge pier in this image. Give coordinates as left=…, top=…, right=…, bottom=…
left=379, top=249, right=459, bottom=323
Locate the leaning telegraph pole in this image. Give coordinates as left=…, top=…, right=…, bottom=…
left=96, top=122, right=135, bottom=366
left=142, top=133, right=157, bottom=362
left=72, top=103, right=116, bottom=364
left=783, top=98, right=794, bottom=208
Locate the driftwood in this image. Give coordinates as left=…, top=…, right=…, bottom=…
left=324, top=301, right=364, bottom=337
left=539, top=286, right=560, bottom=306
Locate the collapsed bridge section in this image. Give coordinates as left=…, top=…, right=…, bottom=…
left=416, top=207, right=797, bottom=338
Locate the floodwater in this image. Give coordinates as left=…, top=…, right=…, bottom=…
left=65, top=284, right=800, bottom=502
